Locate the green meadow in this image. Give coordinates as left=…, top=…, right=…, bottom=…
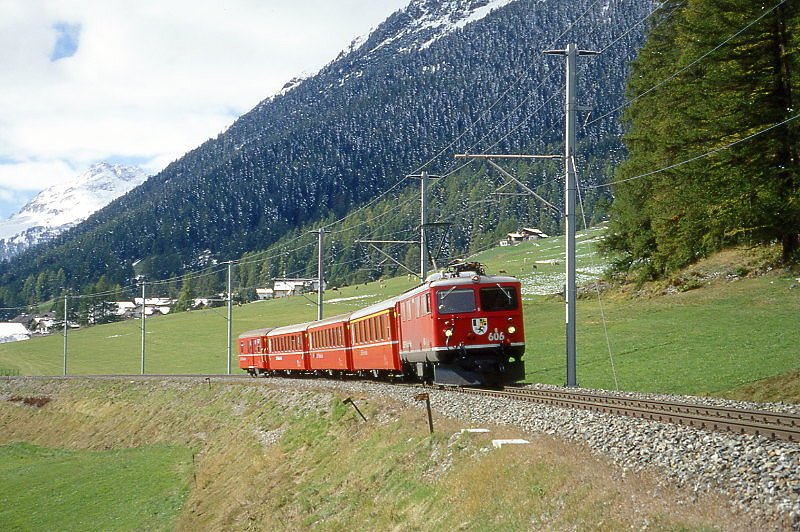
left=0, top=442, right=192, bottom=531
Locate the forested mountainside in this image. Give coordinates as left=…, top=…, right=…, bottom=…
left=602, top=0, right=799, bottom=278
left=0, top=0, right=653, bottom=307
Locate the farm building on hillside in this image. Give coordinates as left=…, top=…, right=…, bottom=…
left=255, top=288, right=275, bottom=300
left=499, top=227, right=549, bottom=247
left=272, top=279, right=325, bottom=298
left=0, top=323, right=31, bottom=343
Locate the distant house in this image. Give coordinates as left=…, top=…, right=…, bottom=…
left=499, top=227, right=549, bottom=247
left=112, top=301, right=138, bottom=316
left=272, top=279, right=324, bottom=298
left=255, top=288, right=274, bottom=300
left=130, top=298, right=174, bottom=316
left=0, top=323, right=31, bottom=344
left=192, top=298, right=210, bottom=309
left=30, top=314, right=57, bottom=335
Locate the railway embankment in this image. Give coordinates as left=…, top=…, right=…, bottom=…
left=1, top=376, right=796, bottom=529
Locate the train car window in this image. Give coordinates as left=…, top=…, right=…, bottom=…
left=437, top=288, right=476, bottom=314
left=424, top=293, right=431, bottom=315
left=480, top=286, right=519, bottom=311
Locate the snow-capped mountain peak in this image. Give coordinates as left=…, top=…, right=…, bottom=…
left=355, top=0, right=518, bottom=59
left=0, top=162, right=148, bottom=260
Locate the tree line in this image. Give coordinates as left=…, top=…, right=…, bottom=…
left=602, top=0, right=799, bottom=279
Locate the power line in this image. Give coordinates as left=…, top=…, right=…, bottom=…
left=586, top=0, right=787, bottom=128
left=588, top=112, right=800, bottom=189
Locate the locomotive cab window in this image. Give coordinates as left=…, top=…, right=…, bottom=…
left=436, top=288, right=476, bottom=314
left=480, top=286, right=519, bottom=311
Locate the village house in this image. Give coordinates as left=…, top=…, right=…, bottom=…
left=272, top=279, right=324, bottom=298
left=255, top=288, right=275, bottom=300
left=499, top=227, right=549, bottom=247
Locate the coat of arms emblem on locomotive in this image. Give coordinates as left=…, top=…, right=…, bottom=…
left=471, top=317, right=488, bottom=335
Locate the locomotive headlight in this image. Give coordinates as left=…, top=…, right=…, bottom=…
left=507, top=326, right=516, bottom=334
left=444, top=329, right=453, bottom=337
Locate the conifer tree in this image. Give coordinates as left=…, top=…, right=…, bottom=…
left=604, top=0, right=799, bottom=276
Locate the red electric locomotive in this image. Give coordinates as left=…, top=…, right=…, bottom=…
left=238, top=263, right=525, bottom=386
left=396, top=263, right=525, bottom=386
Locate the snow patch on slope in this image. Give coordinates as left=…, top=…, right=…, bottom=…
left=371, top=0, right=517, bottom=55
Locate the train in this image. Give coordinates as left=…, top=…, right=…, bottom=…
left=237, top=263, right=525, bottom=386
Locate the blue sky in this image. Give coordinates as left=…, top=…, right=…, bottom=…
left=50, top=22, right=81, bottom=61
left=0, top=0, right=409, bottom=219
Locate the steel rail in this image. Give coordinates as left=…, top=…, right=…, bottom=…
left=459, top=387, right=800, bottom=443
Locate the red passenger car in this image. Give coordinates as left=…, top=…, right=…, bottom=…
left=349, top=299, right=402, bottom=377
left=266, top=323, right=310, bottom=372
left=307, top=314, right=352, bottom=374
left=238, top=328, right=273, bottom=377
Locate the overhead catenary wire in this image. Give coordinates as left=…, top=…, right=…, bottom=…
left=585, top=0, right=787, bottom=129
left=587, top=112, right=800, bottom=190
left=572, top=155, right=619, bottom=390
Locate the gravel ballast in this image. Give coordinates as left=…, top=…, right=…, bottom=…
left=261, top=377, right=800, bottom=528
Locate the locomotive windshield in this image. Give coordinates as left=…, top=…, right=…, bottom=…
left=437, top=288, right=476, bottom=314
left=479, top=286, right=519, bottom=311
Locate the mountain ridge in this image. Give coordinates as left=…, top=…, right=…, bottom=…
left=0, top=162, right=147, bottom=261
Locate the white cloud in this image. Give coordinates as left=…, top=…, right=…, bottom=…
left=0, top=0, right=408, bottom=215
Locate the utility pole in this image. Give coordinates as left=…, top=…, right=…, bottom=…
left=62, top=291, right=68, bottom=376
left=407, top=172, right=443, bottom=280
left=226, top=261, right=233, bottom=374
left=420, top=170, right=429, bottom=281
left=314, top=229, right=329, bottom=321
left=545, top=43, right=600, bottom=388
left=140, top=280, right=146, bottom=375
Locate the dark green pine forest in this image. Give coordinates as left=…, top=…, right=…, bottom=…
left=602, top=0, right=799, bottom=278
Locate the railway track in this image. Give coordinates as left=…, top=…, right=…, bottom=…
left=7, top=374, right=799, bottom=442
left=458, top=386, right=800, bottom=443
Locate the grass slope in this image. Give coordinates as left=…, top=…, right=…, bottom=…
left=1, top=227, right=797, bottom=401
left=0, top=442, right=192, bottom=531
left=0, top=378, right=761, bottom=529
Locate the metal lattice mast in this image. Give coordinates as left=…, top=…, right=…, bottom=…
left=316, top=229, right=329, bottom=320
left=420, top=171, right=429, bottom=281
